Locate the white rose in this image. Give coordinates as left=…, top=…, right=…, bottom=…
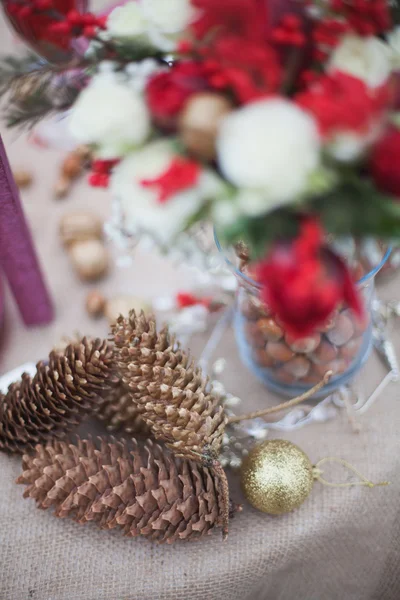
left=329, top=34, right=391, bottom=88
left=69, top=72, right=150, bottom=158
left=140, top=0, right=197, bottom=50
left=387, top=26, right=400, bottom=69
left=216, top=99, right=320, bottom=211
left=327, top=126, right=383, bottom=163
left=111, top=140, right=224, bottom=244
left=107, top=0, right=196, bottom=50
left=106, top=2, right=148, bottom=41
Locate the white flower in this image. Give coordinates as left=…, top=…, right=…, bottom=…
left=140, top=0, right=197, bottom=51
left=106, top=2, right=148, bottom=42
left=69, top=72, right=150, bottom=158
left=387, top=26, right=400, bottom=70
left=216, top=99, right=320, bottom=212
left=329, top=34, right=391, bottom=88
left=107, top=0, right=196, bottom=50
left=111, top=140, right=224, bottom=244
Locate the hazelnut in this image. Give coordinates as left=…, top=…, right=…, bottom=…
left=179, top=92, right=233, bottom=160
left=314, top=358, right=347, bottom=377
left=54, top=176, right=71, bottom=199
left=253, top=348, right=276, bottom=368
left=311, top=340, right=338, bottom=364
left=285, top=332, right=321, bottom=354
left=266, top=342, right=295, bottom=363
left=342, top=308, right=367, bottom=336
left=245, top=322, right=266, bottom=348
left=317, top=311, right=339, bottom=333
left=69, top=239, right=109, bottom=281
left=13, top=169, right=33, bottom=188
left=60, top=212, right=103, bottom=247
left=257, top=318, right=283, bottom=342
left=61, top=152, right=83, bottom=180
left=85, top=290, right=106, bottom=318
left=340, top=337, right=363, bottom=361
left=274, top=368, right=298, bottom=385
left=326, top=313, right=354, bottom=347
left=283, top=356, right=311, bottom=378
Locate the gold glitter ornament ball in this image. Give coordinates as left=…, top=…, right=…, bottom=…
left=241, top=439, right=314, bottom=515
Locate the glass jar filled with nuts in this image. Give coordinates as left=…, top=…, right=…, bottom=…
left=215, top=233, right=391, bottom=398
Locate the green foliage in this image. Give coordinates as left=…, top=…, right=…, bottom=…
left=0, top=52, right=84, bottom=128
left=391, top=0, right=400, bottom=24
left=312, top=175, right=400, bottom=239
left=221, top=209, right=300, bottom=259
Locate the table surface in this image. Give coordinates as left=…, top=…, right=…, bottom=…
left=0, top=13, right=400, bottom=600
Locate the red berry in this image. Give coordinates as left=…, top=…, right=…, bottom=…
left=48, top=21, right=72, bottom=35
left=96, top=15, right=108, bottom=29
left=35, top=0, right=52, bottom=10
left=177, top=39, right=193, bottom=54
left=67, top=9, right=82, bottom=26
left=281, top=14, right=301, bottom=31
left=17, top=5, right=33, bottom=18
left=81, top=12, right=96, bottom=25
left=83, top=25, right=97, bottom=38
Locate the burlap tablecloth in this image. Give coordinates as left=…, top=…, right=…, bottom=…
left=1, top=13, right=400, bottom=600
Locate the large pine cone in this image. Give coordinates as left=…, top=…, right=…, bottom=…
left=0, top=338, right=117, bottom=454
left=17, top=437, right=235, bottom=543
left=111, top=311, right=227, bottom=462
left=97, top=383, right=149, bottom=435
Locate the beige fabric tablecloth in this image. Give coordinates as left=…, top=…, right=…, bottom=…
left=1, top=13, right=400, bottom=600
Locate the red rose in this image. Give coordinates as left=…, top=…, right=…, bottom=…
left=145, top=61, right=210, bottom=129
left=370, top=128, right=400, bottom=198
left=255, top=219, right=363, bottom=338
left=296, top=72, right=391, bottom=138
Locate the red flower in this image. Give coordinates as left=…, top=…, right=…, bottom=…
left=370, top=129, right=400, bottom=198
left=140, top=157, right=201, bottom=203
left=191, top=0, right=269, bottom=44
left=296, top=72, right=391, bottom=138
left=328, top=0, right=391, bottom=36
left=200, top=35, right=282, bottom=102
left=255, top=219, right=363, bottom=338
left=145, top=62, right=210, bottom=128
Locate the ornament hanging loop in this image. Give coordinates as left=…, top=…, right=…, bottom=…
left=313, top=457, right=390, bottom=489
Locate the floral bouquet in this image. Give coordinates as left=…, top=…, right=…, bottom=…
left=1, top=0, right=400, bottom=345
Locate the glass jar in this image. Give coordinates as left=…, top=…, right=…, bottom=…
left=215, top=233, right=391, bottom=399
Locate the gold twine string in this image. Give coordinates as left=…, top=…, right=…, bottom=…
left=313, top=457, right=390, bottom=488
left=227, top=371, right=333, bottom=424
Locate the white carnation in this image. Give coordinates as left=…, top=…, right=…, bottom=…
left=329, top=34, right=391, bottom=88
left=387, top=26, right=400, bottom=69
left=216, top=99, right=320, bottom=211
left=107, top=0, right=196, bottom=50
left=69, top=72, right=150, bottom=158
left=111, top=140, right=224, bottom=244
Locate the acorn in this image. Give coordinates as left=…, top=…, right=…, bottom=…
left=179, top=92, right=233, bottom=160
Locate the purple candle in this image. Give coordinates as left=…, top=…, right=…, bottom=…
left=0, top=135, right=54, bottom=326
